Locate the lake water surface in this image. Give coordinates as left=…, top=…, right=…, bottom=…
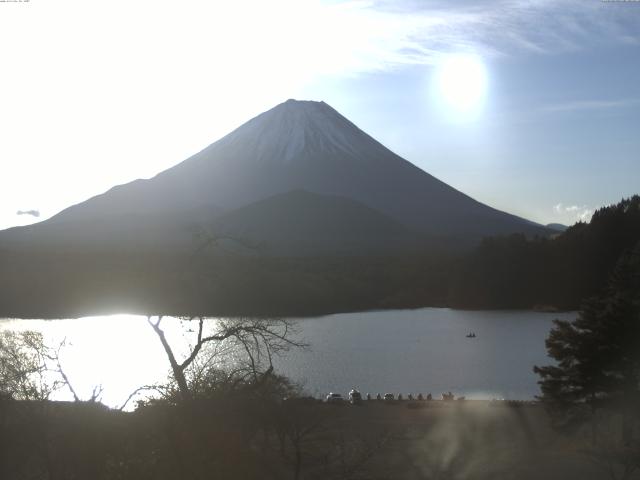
left=0, top=308, right=575, bottom=408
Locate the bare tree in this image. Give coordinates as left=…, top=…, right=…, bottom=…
left=0, top=330, right=103, bottom=404
left=0, top=330, right=55, bottom=401
left=146, top=316, right=305, bottom=402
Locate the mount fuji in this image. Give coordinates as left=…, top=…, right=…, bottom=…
left=0, top=99, right=548, bottom=255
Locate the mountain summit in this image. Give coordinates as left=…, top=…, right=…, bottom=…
left=210, top=99, right=373, bottom=165
left=1, top=99, right=547, bottom=252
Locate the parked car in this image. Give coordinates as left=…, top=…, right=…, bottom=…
left=349, top=389, right=363, bottom=405
left=325, top=392, right=345, bottom=404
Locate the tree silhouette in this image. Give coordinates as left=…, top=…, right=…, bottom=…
left=451, top=195, right=640, bottom=310
left=146, top=316, right=304, bottom=402
left=534, top=242, right=640, bottom=443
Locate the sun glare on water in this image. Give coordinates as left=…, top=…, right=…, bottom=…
left=0, top=315, right=227, bottom=408
left=434, top=53, right=488, bottom=120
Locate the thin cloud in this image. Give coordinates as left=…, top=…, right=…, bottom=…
left=16, top=209, right=40, bottom=218
left=553, top=203, right=593, bottom=222
left=540, top=99, right=640, bottom=113
left=346, top=0, right=640, bottom=68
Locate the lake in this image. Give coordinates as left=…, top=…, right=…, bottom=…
left=0, top=308, right=575, bottom=408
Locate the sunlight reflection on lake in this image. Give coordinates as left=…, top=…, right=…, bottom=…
left=0, top=315, right=224, bottom=408
left=0, top=308, right=575, bottom=408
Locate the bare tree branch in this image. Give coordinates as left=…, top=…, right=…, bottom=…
left=118, top=384, right=166, bottom=411
left=146, top=315, right=307, bottom=402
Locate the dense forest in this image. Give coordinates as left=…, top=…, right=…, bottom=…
left=449, top=195, right=640, bottom=309
left=0, top=196, right=638, bottom=318
left=0, top=249, right=452, bottom=318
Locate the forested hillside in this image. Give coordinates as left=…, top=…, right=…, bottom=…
left=0, top=197, right=637, bottom=318
left=449, top=196, right=640, bottom=309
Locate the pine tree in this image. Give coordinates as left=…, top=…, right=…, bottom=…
left=534, top=242, right=640, bottom=442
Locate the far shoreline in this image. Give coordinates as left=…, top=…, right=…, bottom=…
left=0, top=304, right=578, bottom=321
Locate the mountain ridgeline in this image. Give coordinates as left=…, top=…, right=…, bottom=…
left=1, top=99, right=631, bottom=318
left=0, top=100, right=547, bottom=255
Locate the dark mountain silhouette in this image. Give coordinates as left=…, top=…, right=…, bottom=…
left=0, top=99, right=549, bottom=256
left=211, top=190, right=425, bottom=256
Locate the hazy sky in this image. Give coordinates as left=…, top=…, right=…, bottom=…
left=1, top=0, right=639, bottom=230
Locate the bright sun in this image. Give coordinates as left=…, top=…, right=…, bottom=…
left=436, top=54, right=488, bottom=117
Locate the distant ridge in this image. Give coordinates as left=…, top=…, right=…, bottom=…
left=546, top=223, right=568, bottom=232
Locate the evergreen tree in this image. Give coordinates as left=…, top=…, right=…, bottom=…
left=534, top=242, right=640, bottom=442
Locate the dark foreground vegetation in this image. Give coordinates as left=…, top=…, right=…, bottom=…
left=2, top=395, right=639, bottom=479
left=0, top=196, right=638, bottom=318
